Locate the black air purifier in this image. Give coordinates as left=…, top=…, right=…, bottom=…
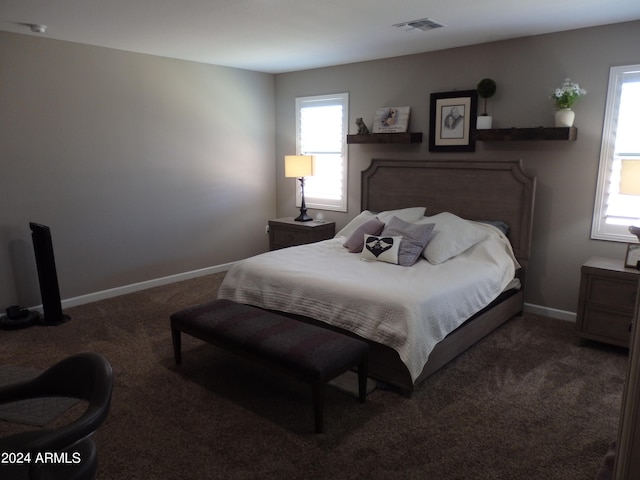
left=29, top=222, right=70, bottom=325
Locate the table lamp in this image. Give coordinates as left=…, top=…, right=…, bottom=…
left=620, top=160, right=640, bottom=268
left=621, top=160, right=640, bottom=240
left=285, top=155, right=314, bottom=222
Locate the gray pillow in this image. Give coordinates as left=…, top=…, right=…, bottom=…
left=381, top=216, right=435, bottom=266
left=344, top=217, right=385, bottom=253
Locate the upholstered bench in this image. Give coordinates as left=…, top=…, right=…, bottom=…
left=170, top=299, right=369, bottom=433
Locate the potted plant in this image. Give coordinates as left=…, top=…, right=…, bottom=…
left=550, top=78, right=586, bottom=127
left=476, top=78, right=497, bottom=129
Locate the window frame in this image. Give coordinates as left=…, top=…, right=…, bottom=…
left=294, top=92, right=349, bottom=213
left=592, top=64, right=640, bottom=242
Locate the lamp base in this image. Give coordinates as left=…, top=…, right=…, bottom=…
left=294, top=210, right=313, bottom=222
left=295, top=177, right=313, bottom=221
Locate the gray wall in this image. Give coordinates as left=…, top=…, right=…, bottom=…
left=275, top=21, right=640, bottom=316
left=1, top=32, right=276, bottom=308
left=3, top=21, right=638, bottom=317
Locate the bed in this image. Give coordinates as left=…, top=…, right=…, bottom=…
left=218, top=159, right=536, bottom=396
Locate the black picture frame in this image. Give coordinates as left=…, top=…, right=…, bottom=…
left=429, top=90, right=478, bottom=152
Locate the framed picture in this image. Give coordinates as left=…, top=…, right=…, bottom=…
left=429, top=90, right=477, bottom=152
left=625, top=243, right=640, bottom=268
left=372, top=106, right=411, bottom=133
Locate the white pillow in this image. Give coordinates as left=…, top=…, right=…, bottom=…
left=419, top=212, right=488, bottom=264
left=360, top=234, right=402, bottom=264
left=335, top=207, right=426, bottom=239
left=377, top=206, right=426, bottom=224
left=335, top=211, right=376, bottom=238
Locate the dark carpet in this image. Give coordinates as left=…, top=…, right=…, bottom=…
left=0, top=272, right=627, bottom=479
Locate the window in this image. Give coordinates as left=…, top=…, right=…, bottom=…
left=295, top=93, right=348, bottom=212
left=592, top=65, right=640, bottom=242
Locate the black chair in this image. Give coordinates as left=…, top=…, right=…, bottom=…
left=0, top=352, right=113, bottom=480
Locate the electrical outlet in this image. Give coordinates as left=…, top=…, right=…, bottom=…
left=265, top=225, right=269, bottom=235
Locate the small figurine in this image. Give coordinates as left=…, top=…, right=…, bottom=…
left=355, top=117, right=370, bottom=135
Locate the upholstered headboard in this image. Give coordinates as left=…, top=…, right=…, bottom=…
left=361, top=159, right=536, bottom=264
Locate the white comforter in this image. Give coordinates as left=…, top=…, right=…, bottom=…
left=217, top=223, right=519, bottom=381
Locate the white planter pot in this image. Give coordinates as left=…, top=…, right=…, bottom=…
left=555, top=108, right=575, bottom=127
left=476, top=116, right=493, bottom=129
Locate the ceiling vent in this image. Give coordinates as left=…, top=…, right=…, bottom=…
left=393, top=18, right=445, bottom=32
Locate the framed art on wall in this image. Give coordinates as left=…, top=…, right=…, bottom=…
left=625, top=243, right=640, bottom=268
left=429, top=90, right=477, bottom=152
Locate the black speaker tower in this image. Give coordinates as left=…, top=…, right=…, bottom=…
left=29, top=222, right=70, bottom=325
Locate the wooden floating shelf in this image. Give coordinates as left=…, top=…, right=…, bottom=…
left=473, top=127, right=577, bottom=141
left=346, top=132, right=423, bottom=144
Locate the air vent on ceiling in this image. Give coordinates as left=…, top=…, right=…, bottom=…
left=393, top=17, right=445, bottom=32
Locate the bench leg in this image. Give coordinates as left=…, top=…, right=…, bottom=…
left=171, top=326, right=182, bottom=365
left=312, top=381, right=324, bottom=434
left=357, top=357, right=368, bottom=404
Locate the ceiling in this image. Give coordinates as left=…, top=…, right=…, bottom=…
left=2, top=0, right=640, bottom=74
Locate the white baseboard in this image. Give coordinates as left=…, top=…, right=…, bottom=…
left=523, top=302, right=576, bottom=322
left=56, top=262, right=235, bottom=311
left=18, top=270, right=576, bottom=324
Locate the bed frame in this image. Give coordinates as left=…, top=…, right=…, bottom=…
left=360, top=158, right=535, bottom=396
left=282, top=159, right=536, bottom=397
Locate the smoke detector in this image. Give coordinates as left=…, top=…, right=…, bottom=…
left=29, top=24, right=47, bottom=33
left=393, top=18, right=445, bottom=32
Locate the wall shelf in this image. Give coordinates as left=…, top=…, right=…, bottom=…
left=474, top=127, right=577, bottom=141
left=347, top=132, right=423, bottom=144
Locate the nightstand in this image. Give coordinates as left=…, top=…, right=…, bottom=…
left=268, top=217, right=335, bottom=251
left=576, top=256, right=639, bottom=347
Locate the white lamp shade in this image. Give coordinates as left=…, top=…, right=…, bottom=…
left=285, top=155, right=314, bottom=178
left=620, top=159, right=640, bottom=195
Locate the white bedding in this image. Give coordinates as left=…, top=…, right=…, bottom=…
left=217, top=223, right=519, bottom=381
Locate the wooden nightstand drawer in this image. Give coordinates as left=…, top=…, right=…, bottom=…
left=586, top=276, right=638, bottom=311
left=271, top=228, right=314, bottom=248
left=581, top=306, right=631, bottom=346
left=268, top=218, right=335, bottom=250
